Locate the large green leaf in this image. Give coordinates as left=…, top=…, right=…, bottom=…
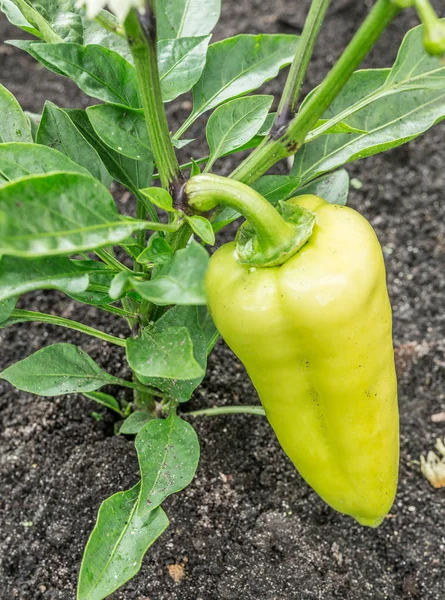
left=127, top=324, right=204, bottom=380
left=0, top=343, right=117, bottom=396
left=65, top=109, right=153, bottom=192
left=135, top=414, right=200, bottom=511
left=0, top=142, right=88, bottom=184
left=137, top=306, right=208, bottom=402
left=183, top=34, right=298, bottom=131
left=155, top=0, right=220, bottom=40
left=206, top=95, right=273, bottom=170
left=87, top=104, right=151, bottom=162
left=0, top=172, right=147, bottom=257
left=131, top=241, right=208, bottom=306
left=158, top=35, right=211, bottom=102
left=29, top=43, right=141, bottom=107
left=292, top=24, right=445, bottom=184
left=0, top=256, right=93, bottom=302
left=77, top=485, right=169, bottom=600
left=0, top=84, right=33, bottom=144
left=37, top=101, right=111, bottom=185
left=296, top=170, right=350, bottom=206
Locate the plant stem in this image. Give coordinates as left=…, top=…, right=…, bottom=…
left=274, top=0, right=332, bottom=133
left=95, top=248, right=134, bottom=273
left=94, top=11, right=126, bottom=37
left=114, top=376, right=158, bottom=395
left=136, top=189, right=159, bottom=223
left=186, top=174, right=296, bottom=252
left=124, top=6, right=183, bottom=193
left=96, top=303, right=139, bottom=319
left=231, top=0, right=401, bottom=185
left=187, top=405, right=266, bottom=417
left=9, top=309, right=126, bottom=347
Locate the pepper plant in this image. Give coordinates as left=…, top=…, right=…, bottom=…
left=0, top=0, right=444, bottom=597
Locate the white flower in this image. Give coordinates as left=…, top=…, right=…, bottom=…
left=77, top=0, right=145, bottom=22
left=420, top=437, right=445, bottom=488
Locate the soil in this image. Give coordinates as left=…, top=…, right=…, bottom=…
left=1, top=1, right=445, bottom=599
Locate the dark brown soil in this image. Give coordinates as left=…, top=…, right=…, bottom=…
left=1, top=1, right=445, bottom=599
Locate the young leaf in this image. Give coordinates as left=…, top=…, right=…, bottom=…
left=135, top=414, right=200, bottom=511
left=84, top=391, right=123, bottom=416
left=190, top=159, right=201, bottom=177
left=206, top=95, right=273, bottom=170
left=0, top=297, right=17, bottom=323
left=139, top=187, right=174, bottom=212
left=0, top=84, right=33, bottom=143
left=0, top=343, right=117, bottom=396
left=30, top=43, right=140, bottom=107
left=77, top=484, right=169, bottom=600
left=5, top=0, right=63, bottom=43
left=183, top=34, right=298, bottom=129
left=65, top=108, right=153, bottom=192
left=131, top=241, right=208, bottom=306
left=136, top=237, right=173, bottom=265
left=87, top=104, right=152, bottom=161
left=0, top=256, right=92, bottom=302
left=66, top=260, right=117, bottom=307
left=109, top=272, right=133, bottom=300
left=0, top=0, right=41, bottom=37
left=37, top=102, right=111, bottom=185
left=292, top=24, right=445, bottom=185
left=296, top=170, right=350, bottom=206
left=126, top=325, right=204, bottom=380
left=0, top=172, right=148, bottom=257
left=119, top=410, right=154, bottom=435
left=137, top=305, right=207, bottom=403
left=186, top=216, right=215, bottom=246
left=158, top=36, right=211, bottom=102
left=155, top=0, right=220, bottom=40
left=0, top=143, right=89, bottom=183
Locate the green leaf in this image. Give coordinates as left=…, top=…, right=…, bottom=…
left=312, top=119, right=368, bottom=135
left=139, top=187, right=174, bottom=212
left=65, top=109, right=153, bottom=192
left=252, top=176, right=301, bottom=203
left=190, top=159, right=201, bottom=177
left=0, top=256, right=92, bottom=302
left=0, top=142, right=89, bottom=184
left=296, top=170, right=350, bottom=206
left=0, top=0, right=41, bottom=37
left=155, top=0, right=220, bottom=40
left=136, top=237, right=173, bottom=265
left=131, top=241, right=208, bottom=306
left=5, top=0, right=63, bottom=42
left=66, top=260, right=117, bottom=307
left=77, top=484, right=169, bottom=600
left=84, top=391, right=122, bottom=416
left=137, top=305, right=207, bottom=402
left=0, top=172, right=148, bottom=257
left=0, top=84, right=33, bottom=144
left=292, top=24, right=445, bottom=184
left=0, top=343, right=117, bottom=396
left=135, top=414, right=199, bottom=511
left=186, top=34, right=298, bottom=125
left=119, top=410, right=154, bottom=435
left=87, top=104, right=151, bottom=162
left=30, top=42, right=140, bottom=107
left=109, top=272, right=133, bottom=300
left=159, top=36, right=211, bottom=102
left=127, top=323, right=204, bottom=380
left=37, top=102, right=111, bottom=185
left=0, top=296, right=17, bottom=323
left=186, top=216, right=215, bottom=246
left=206, top=95, right=273, bottom=169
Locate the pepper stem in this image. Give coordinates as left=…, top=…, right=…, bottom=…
left=185, top=174, right=316, bottom=267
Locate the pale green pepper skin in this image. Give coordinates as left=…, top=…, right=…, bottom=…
left=206, top=195, right=399, bottom=527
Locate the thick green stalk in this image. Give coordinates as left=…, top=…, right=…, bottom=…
left=9, top=310, right=126, bottom=347
left=275, top=0, right=332, bottom=131
left=124, top=7, right=182, bottom=192
left=186, top=174, right=296, bottom=253
left=231, top=0, right=401, bottom=185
